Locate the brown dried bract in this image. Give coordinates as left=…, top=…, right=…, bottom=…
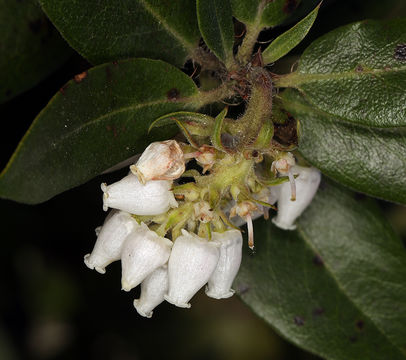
left=74, top=71, right=88, bottom=83
left=273, top=114, right=298, bottom=147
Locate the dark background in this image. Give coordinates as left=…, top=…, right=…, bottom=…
left=1, top=1, right=406, bottom=359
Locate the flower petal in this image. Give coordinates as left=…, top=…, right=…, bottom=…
left=130, top=140, right=185, bottom=183
left=133, top=265, right=169, bottom=318
left=206, top=230, right=243, bottom=299
left=84, top=210, right=138, bottom=274
left=121, top=223, right=172, bottom=291
left=101, top=173, right=177, bottom=215
left=164, top=230, right=220, bottom=308
left=272, top=166, right=321, bottom=230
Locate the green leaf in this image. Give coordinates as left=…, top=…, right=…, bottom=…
left=231, top=0, right=301, bottom=28
left=281, top=89, right=406, bottom=205
left=211, top=107, right=228, bottom=150
left=262, top=3, right=320, bottom=64
left=0, top=59, right=199, bottom=204
left=275, top=18, right=406, bottom=128
left=149, top=111, right=215, bottom=140
left=0, top=0, right=72, bottom=103
left=39, top=0, right=200, bottom=67
left=236, top=181, right=406, bottom=360
left=197, top=0, right=234, bottom=66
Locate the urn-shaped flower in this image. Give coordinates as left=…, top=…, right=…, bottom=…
left=101, top=173, right=177, bottom=214
left=84, top=210, right=138, bottom=274
left=164, top=230, right=220, bottom=308
left=133, top=265, right=169, bottom=318
left=206, top=230, right=243, bottom=299
left=130, top=140, right=185, bottom=183
left=121, top=223, right=173, bottom=291
left=272, top=166, right=321, bottom=230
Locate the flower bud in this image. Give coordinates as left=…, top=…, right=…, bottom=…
left=164, top=230, right=220, bottom=308
left=84, top=210, right=139, bottom=274
left=229, top=201, right=257, bottom=218
left=133, top=265, right=169, bottom=318
left=121, top=223, right=172, bottom=291
left=194, top=201, right=214, bottom=223
left=271, top=152, right=295, bottom=175
left=196, top=145, right=216, bottom=173
left=130, top=140, right=185, bottom=183
left=272, top=166, right=321, bottom=230
left=206, top=230, right=243, bottom=299
left=224, top=186, right=278, bottom=226
left=101, top=173, right=178, bottom=214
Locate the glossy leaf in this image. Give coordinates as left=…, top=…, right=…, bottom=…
left=281, top=89, right=406, bottom=205
left=0, top=0, right=72, bottom=103
left=275, top=18, right=406, bottom=128
left=197, top=0, right=234, bottom=66
left=262, top=3, right=320, bottom=64
left=39, top=0, right=200, bottom=67
left=230, top=0, right=301, bottom=28
left=236, top=181, right=406, bottom=360
left=0, top=59, right=199, bottom=204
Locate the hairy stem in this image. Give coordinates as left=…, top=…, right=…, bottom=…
left=237, top=0, right=267, bottom=64
left=189, top=82, right=236, bottom=109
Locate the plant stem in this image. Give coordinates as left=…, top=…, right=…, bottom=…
left=227, top=68, right=273, bottom=147
left=237, top=24, right=262, bottom=64
left=237, top=0, right=267, bottom=64
left=189, top=82, right=236, bottom=109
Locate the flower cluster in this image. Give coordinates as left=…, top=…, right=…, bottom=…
left=84, top=139, right=320, bottom=317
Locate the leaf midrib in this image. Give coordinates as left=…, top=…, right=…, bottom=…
left=138, top=0, right=196, bottom=53
left=278, top=91, right=406, bottom=129
left=214, top=1, right=231, bottom=62
left=0, top=96, right=197, bottom=179
left=275, top=65, right=406, bottom=88
left=296, top=226, right=406, bottom=358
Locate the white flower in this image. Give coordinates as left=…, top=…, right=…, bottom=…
left=101, top=173, right=178, bottom=214
left=206, top=230, right=243, bottom=299
left=84, top=210, right=138, bottom=274
left=133, top=265, right=169, bottom=318
left=121, top=223, right=173, bottom=291
left=164, top=230, right=220, bottom=308
left=130, top=140, right=185, bottom=183
left=272, top=166, right=321, bottom=230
